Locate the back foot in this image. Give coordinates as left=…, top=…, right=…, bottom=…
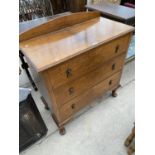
left=112, top=90, right=118, bottom=97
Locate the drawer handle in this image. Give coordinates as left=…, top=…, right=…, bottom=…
left=115, top=45, right=119, bottom=53
left=71, top=104, right=75, bottom=109
left=112, top=63, right=116, bottom=70
left=109, top=80, right=112, bottom=85
left=69, top=87, right=74, bottom=95
left=66, top=68, right=72, bottom=78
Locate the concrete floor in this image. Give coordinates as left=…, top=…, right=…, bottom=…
left=20, top=60, right=135, bottom=155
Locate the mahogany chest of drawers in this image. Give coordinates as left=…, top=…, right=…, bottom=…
left=20, top=12, right=134, bottom=135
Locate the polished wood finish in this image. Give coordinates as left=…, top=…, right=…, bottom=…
left=19, top=11, right=100, bottom=42
left=19, top=12, right=134, bottom=134
left=19, top=12, right=71, bottom=91
left=59, top=71, right=122, bottom=123
left=47, top=34, right=130, bottom=88
left=53, top=54, right=126, bottom=107
left=20, top=12, right=133, bottom=72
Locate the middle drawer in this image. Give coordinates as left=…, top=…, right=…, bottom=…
left=47, top=34, right=130, bottom=89
left=52, top=54, right=126, bottom=107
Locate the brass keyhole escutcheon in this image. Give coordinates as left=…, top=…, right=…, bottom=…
left=112, top=63, right=116, bottom=70
left=66, top=68, right=72, bottom=78
left=115, top=45, right=119, bottom=53
left=109, top=80, right=112, bottom=85
left=71, top=104, right=75, bottom=109
left=69, top=87, right=74, bottom=95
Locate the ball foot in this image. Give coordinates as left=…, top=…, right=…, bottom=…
left=112, top=90, right=117, bottom=97
left=59, top=126, right=66, bottom=135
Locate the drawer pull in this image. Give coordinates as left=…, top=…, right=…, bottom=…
left=69, top=87, right=74, bottom=95
left=109, top=80, right=112, bottom=85
left=71, top=104, right=75, bottom=109
left=115, top=45, right=119, bottom=53
left=112, top=63, right=116, bottom=70
left=66, top=68, right=72, bottom=78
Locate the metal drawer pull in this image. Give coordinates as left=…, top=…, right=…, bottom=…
left=109, top=80, right=112, bottom=85
left=71, top=104, right=75, bottom=109
left=115, top=45, right=119, bottom=53
left=69, top=87, right=74, bottom=95
left=66, top=68, right=72, bottom=78
left=112, top=63, right=116, bottom=70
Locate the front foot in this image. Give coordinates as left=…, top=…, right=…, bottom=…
left=112, top=90, right=118, bottom=97
left=59, top=126, right=66, bottom=135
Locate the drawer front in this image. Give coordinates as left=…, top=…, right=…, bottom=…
left=47, top=34, right=130, bottom=89
left=53, top=54, right=126, bottom=107
left=59, top=71, right=121, bottom=123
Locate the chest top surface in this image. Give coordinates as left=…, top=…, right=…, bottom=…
left=19, top=12, right=134, bottom=72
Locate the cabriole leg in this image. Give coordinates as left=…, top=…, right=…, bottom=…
left=52, top=113, right=66, bottom=135
left=112, top=84, right=121, bottom=97
left=112, top=89, right=118, bottom=97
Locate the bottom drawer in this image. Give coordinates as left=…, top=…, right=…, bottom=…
left=59, top=71, right=122, bottom=123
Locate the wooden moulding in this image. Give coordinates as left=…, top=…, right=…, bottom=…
left=19, top=11, right=100, bottom=42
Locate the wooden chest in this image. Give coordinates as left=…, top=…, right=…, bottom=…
left=19, top=12, right=134, bottom=135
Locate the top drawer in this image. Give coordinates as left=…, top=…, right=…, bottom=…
left=47, top=34, right=130, bottom=89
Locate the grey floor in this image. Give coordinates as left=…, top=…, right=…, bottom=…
left=20, top=60, right=135, bottom=155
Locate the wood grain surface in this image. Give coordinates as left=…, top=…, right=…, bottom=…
left=59, top=71, right=122, bottom=123
left=53, top=54, right=126, bottom=107
left=19, top=12, right=134, bottom=130
left=19, top=11, right=100, bottom=41
left=20, top=12, right=134, bottom=72
left=47, top=34, right=130, bottom=88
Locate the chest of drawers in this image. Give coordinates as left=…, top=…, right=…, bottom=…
left=20, top=12, right=134, bottom=135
